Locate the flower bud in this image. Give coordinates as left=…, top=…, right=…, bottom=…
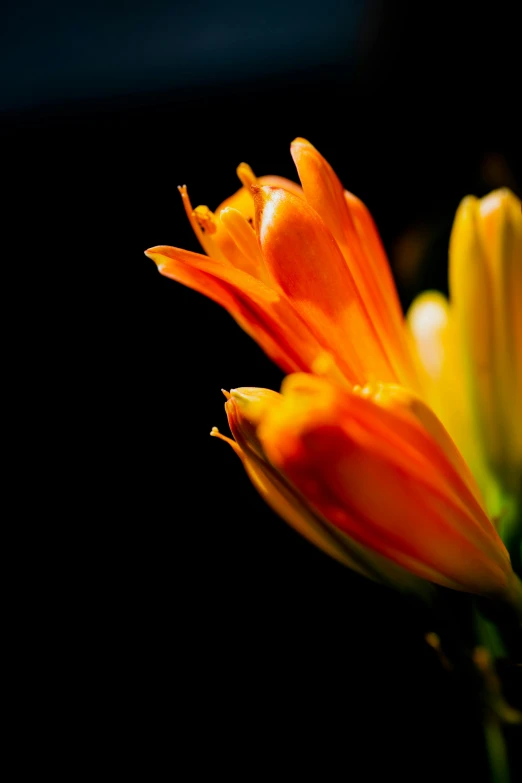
left=219, top=375, right=520, bottom=606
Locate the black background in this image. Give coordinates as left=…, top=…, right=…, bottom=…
left=6, top=1, right=521, bottom=778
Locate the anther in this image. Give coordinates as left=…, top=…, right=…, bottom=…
left=192, top=205, right=217, bottom=235
left=236, top=162, right=258, bottom=191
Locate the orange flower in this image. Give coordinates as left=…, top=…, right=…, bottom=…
left=212, top=374, right=520, bottom=605
left=147, top=140, right=521, bottom=605
left=146, top=140, right=420, bottom=391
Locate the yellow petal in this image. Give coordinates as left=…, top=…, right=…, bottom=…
left=449, top=190, right=522, bottom=492
left=478, top=190, right=522, bottom=481
left=407, top=291, right=497, bottom=514
left=450, top=198, right=500, bottom=461
left=218, top=207, right=268, bottom=282
left=407, top=291, right=450, bottom=382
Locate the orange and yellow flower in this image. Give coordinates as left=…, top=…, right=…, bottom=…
left=146, top=139, right=522, bottom=606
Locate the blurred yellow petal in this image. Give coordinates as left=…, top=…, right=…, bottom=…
left=407, top=291, right=450, bottom=383
left=478, top=190, right=522, bottom=480
left=406, top=290, right=493, bottom=504
left=450, top=189, right=522, bottom=495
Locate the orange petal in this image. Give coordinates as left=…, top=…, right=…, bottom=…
left=253, top=185, right=396, bottom=386
left=343, top=189, right=405, bottom=333
left=367, top=384, right=489, bottom=527
left=344, top=189, right=419, bottom=387
left=290, top=138, right=353, bottom=255
left=290, top=138, right=418, bottom=390
left=146, top=245, right=337, bottom=376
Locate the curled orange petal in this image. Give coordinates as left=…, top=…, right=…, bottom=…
left=146, top=245, right=342, bottom=378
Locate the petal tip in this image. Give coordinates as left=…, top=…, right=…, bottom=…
left=144, top=247, right=164, bottom=264
left=291, top=136, right=312, bottom=149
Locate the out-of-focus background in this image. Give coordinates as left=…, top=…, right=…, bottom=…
left=6, top=1, right=520, bottom=778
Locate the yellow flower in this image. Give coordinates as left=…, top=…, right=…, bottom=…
left=408, top=190, right=522, bottom=517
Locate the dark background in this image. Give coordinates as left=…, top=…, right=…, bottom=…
left=6, top=1, right=520, bottom=778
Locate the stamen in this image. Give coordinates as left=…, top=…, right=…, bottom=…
left=192, top=205, right=218, bottom=235
left=210, top=426, right=242, bottom=457
left=236, top=162, right=258, bottom=191
left=178, top=185, right=228, bottom=262
left=425, top=632, right=452, bottom=670
left=219, top=207, right=267, bottom=280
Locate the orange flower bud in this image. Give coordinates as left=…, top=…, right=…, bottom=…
left=215, top=387, right=433, bottom=593
left=217, top=375, right=521, bottom=608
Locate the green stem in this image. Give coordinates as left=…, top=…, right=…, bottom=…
left=473, top=611, right=512, bottom=783
left=483, top=716, right=510, bottom=783
left=474, top=609, right=506, bottom=658
left=500, top=487, right=522, bottom=578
